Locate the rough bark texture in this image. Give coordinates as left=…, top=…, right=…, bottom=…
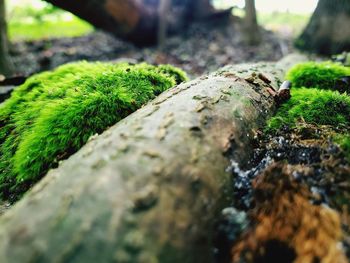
left=0, top=0, right=14, bottom=76
left=297, top=0, right=350, bottom=55
left=0, top=54, right=305, bottom=263
left=43, top=0, right=220, bottom=45
left=244, top=0, right=260, bottom=45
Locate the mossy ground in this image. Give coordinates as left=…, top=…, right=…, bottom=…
left=267, top=88, right=350, bottom=131
left=267, top=61, right=350, bottom=161
left=0, top=61, right=187, bottom=201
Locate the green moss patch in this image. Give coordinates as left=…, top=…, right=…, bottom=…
left=0, top=61, right=187, bottom=200
left=286, top=62, right=350, bottom=92
left=267, top=88, right=350, bottom=131
left=268, top=61, right=350, bottom=161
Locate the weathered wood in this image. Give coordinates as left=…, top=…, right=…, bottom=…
left=0, top=54, right=306, bottom=263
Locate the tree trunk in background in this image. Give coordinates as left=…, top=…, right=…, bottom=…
left=297, top=0, right=350, bottom=55
left=244, top=0, right=260, bottom=45
left=0, top=0, right=14, bottom=77
left=157, top=0, right=171, bottom=50
left=43, top=0, right=226, bottom=45
left=0, top=54, right=306, bottom=263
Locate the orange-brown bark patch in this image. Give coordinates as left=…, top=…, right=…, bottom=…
left=232, top=163, right=347, bottom=263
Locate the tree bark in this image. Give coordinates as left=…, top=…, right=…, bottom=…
left=297, top=0, right=350, bottom=55
left=0, top=54, right=306, bottom=263
left=244, top=0, right=260, bottom=45
left=0, top=0, right=14, bottom=77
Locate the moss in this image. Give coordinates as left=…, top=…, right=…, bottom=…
left=268, top=61, right=350, bottom=162
left=334, top=135, right=350, bottom=162
left=156, top=64, right=188, bottom=85
left=266, top=88, right=350, bottom=132
left=0, top=61, right=187, bottom=200
left=286, top=62, right=350, bottom=92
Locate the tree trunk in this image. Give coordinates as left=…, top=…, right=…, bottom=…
left=157, top=0, right=171, bottom=50
left=0, top=0, right=14, bottom=77
left=297, top=0, right=350, bottom=55
left=0, top=54, right=306, bottom=263
left=244, top=0, right=260, bottom=45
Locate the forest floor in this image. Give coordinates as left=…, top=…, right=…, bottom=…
left=9, top=18, right=293, bottom=79
left=2, top=14, right=350, bottom=262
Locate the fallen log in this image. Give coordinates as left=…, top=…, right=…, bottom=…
left=43, top=0, right=226, bottom=45
left=0, top=54, right=306, bottom=263
left=43, top=0, right=159, bottom=45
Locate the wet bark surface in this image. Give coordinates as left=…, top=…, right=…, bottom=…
left=0, top=54, right=305, bottom=263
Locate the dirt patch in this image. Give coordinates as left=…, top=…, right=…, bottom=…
left=215, top=124, right=350, bottom=262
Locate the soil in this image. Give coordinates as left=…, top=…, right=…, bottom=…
left=215, top=124, right=350, bottom=262
left=9, top=18, right=292, bottom=79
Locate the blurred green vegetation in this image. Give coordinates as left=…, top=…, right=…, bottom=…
left=9, top=19, right=93, bottom=41
left=258, top=12, right=310, bottom=37
left=7, top=1, right=93, bottom=41
left=230, top=8, right=310, bottom=38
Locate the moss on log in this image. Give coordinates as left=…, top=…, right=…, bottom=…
left=0, top=62, right=187, bottom=201
left=0, top=54, right=306, bottom=263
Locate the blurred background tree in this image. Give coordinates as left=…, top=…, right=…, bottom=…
left=0, top=0, right=14, bottom=76
left=297, top=0, right=350, bottom=55
left=244, top=0, right=260, bottom=45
